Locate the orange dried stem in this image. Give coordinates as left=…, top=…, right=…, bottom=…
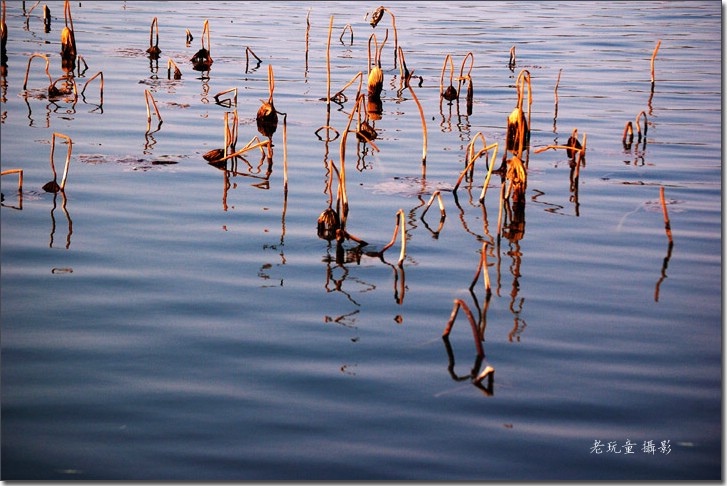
left=81, top=71, right=104, bottom=104
left=1, top=169, right=24, bottom=191
left=421, top=190, right=446, bottom=219
left=51, top=133, right=72, bottom=191
left=144, top=89, right=162, bottom=122
left=651, top=40, right=661, bottom=84
left=660, top=186, right=673, bottom=244
left=149, top=17, right=159, bottom=49
left=23, top=53, right=52, bottom=90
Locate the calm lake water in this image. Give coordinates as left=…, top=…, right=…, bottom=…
left=1, top=0, right=721, bottom=480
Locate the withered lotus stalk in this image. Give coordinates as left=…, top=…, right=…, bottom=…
left=1, top=169, right=24, bottom=192
left=190, top=19, right=213, bottom=71
left=367, top=6, right=398, bottom=69
left=60, top=0, right=76, bottom=67
left=23, top=53, right=52, bottom=90
left=368, top=6, right=385, bottom=27
left=440, top=54, right=457, bottom=101
left=566, top=128, right=582, bottom=160
left=1, top=0, right=7, bottom=66
left=317, top=207, right=340, bottom=241
left=256, top=64, right=278, bottom=138
left=146, top=17, right=161, bottom=59
left=367, top=33, right=385, bottom=101
left=506, top=69, right=531, bottom=153
left=167, top=59, right=181, bottom=80
left=43, top=133, right=72, bottom=193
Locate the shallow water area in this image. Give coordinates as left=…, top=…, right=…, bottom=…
left=0, top=1, right=721, bottom=480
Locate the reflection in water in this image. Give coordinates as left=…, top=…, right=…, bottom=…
left=144, top=119, right=162, bottom=155
left=654, top=186, right=674, bottom=302
left=441, top=299, right=495, bottom=396
left=49, top=190, right=72, bottom=249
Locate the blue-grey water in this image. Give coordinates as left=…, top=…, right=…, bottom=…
left=0, top=1, right=721, bottom=480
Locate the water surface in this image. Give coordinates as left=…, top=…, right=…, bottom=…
left=0, top=1, right=721, bottom=480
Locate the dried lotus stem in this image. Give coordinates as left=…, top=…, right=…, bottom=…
left=245, top=46, right=261, bottom=72
left=146, top=17, right=161, bottom=57
left=45, top=132, right=72, bottom=192
left=380, top=209, right=407, bottom=267
left=508, top=45, right=516, bottom=70
left=442, top=299, right=484, bottom=357
left=331, top=71, right=363, bottom=103
left=399, top=47, right=427, bottom=170
left=144, top=89, right=162, bottom=122
left=533, top=130, right=586, bottom=158
left=554, top=68, right=562, bottom=105
left=80, top=71, right=104, bottom=104
left=660, top=186, right=672, bottom=244
left=622, top=121, right=634, bottom=145
left=367, top=6, right=398, bottom=69
left=453, top=133, right=497, bottom=197
left=478, top=143, right=498, bottom=203
left=60, top=0, right=76, bottom=62
left=217, top=136, right=271, bottom=163
left=340, top=23, right=353, bottom=45
left=651, top=40, right=661, bottom=85
left=636, top=110, right=648, bottom=141
left=458, top=52, right=474, bottom=99
left=167, top=59, right=181, bottom=80
left=421, top=190, right=446, bottom=219
left=469, top=241, right=491, bottom=296
left=213, top=87, right=237, bottom=106
left=23, top=53, right=52, bottom=90
left=1, top=169, right=24, bottom=191
left=367, top=33, right=384, bottom=101
left=326, top=15, right=333, bottom=106
left=49, top=75, right=77, bottom=99
left=440, top=54, right=457, bottom=101
left=245, top=46, right=261, bottom=64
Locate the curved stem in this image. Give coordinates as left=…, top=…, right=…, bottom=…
left=23, top=53, right=52, bottom=90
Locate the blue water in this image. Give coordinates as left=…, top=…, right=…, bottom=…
left=1, top=1, right=721, bottom=480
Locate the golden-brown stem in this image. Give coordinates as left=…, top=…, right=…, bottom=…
left=326, top=15, right=333, bottom=106
left=340, top=24, right=353, bottom=44
left=51, top=133, right=72, bottom=191
left=1, top=169, right=24, bottom=191
left=651, top=40, right=661, bottom=84
left=660, top=186, right=673, bottom=244
left=622, top=121, right=634, bottom=144
left=23, top=53, right=52, bottom=90
left=457, top=52, right=474, bottom=99
left=149, top=17, right=159, bottom=50
left=144, top=89, right=162, bottom=122
left=81, top=71, right=104, bottom=104
left=636, top=110, right=648, bottom=141
left=421, top=190, right=446, bottom=219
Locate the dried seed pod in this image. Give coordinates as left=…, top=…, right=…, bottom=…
left=442, top=84, right=457, bottom=101
left=357, top=120, right=377, bottom=142
left=369, top=6, right=385, bottom=27
left=190, top=20, right=212, bottom=71
left=60, top=0, right=76, bottom=70
left=367, top=65, right=383, bottom=100
left=317, top=208, right=340, bottom=241
left=256, top=65, right=278, bottom=137
left=566, top=128, right=582, bottom=160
